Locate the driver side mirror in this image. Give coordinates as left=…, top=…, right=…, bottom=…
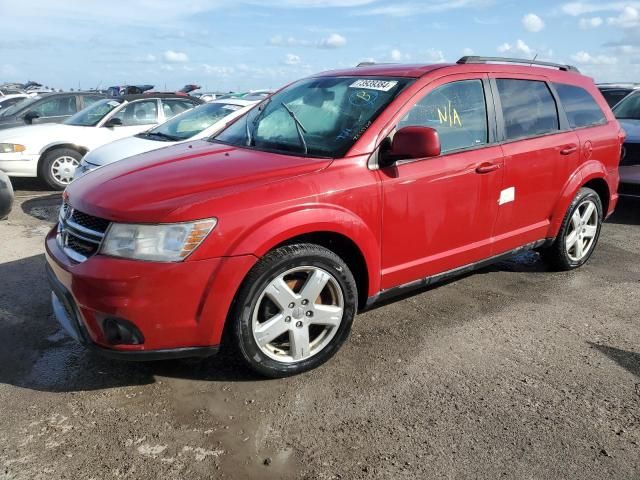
left=104, top=117, right=123, bottom=128
left=23, top=111, right=40, bottom=124
left=380, top=126, right=441, bottom=168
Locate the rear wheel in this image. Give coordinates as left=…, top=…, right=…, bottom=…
left=39, top=148, right=82, bottom=190
left=230, top=244, right=357, bottom=378
left=543, top=187, right=603, bottom=271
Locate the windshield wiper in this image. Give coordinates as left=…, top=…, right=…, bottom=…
left=142, top=131, right=180, bottom=141
left=280, top=102, right=308, bottom=154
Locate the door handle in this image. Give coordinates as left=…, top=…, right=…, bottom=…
left=560, top=145, right=578, bottom=155
left=475, top=162, right=501, bottom=174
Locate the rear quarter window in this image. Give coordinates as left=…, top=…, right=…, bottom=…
left=554, top=83, right=607, bottom=129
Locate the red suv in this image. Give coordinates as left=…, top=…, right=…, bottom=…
left=46, top=56, right=623, bottom=377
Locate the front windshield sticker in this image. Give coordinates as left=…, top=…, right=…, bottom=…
left=349, top=90, right=379, bottom=107
left=107, top=100, right=121, bottom=107
left=349, top=79, right=398, bottom=92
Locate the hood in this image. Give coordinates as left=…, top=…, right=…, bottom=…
left=619, top=119, right=640, bottom=143
left=67, top=140, right=332, bottom=223
left=84, top=135, right=172, bottom=167
left=0, top=123, right=82, bottom=145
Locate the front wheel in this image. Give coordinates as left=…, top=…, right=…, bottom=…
left=230, top=244, right=358, bottom=378
left=39, top=148, right=83, bottom=190
left=542, top=187, right=603, bottom=271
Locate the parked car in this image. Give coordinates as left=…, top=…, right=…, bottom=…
left=75, top=99, right=258, bottom=179
left=597, top=83, right=640, bottom=108
left=0, top=170, right=13, bottom=220
left=0, top=94, right=29, bottom=112
left=107, top=85, right=154, bottom=96
left=0, top=94, right=201, bottom=189
left=613, top=91, right=640, bottom=197
left=46, top=56, right=622, bottom=377
left=0, top=92, right=105, bottom=131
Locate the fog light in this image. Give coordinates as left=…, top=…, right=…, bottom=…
left=102, top=317, right=144, bottom=345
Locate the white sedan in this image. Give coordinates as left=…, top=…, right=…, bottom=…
left=0, top=94, right=200, bottom=189
left=74, top=99, right=258, bottom=179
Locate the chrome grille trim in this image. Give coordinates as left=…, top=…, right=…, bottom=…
left=56, top=202, right=110, bottom=263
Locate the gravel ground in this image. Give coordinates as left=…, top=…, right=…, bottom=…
left=1, top=178, right=639, bottom=479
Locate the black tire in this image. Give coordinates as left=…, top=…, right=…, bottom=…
left=230, top=243, right=358, bottom=378
left=39, top=148, right=83, bottom=190
left=542, top=187, right=603, bottom=271
left=0, top=170, right=14, bottom=220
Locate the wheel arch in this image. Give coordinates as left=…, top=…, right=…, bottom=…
left=550, top=161, right=611, bottom=237
left=226, top=206, right=381, bottom=302
left=38, top=143, right=89, bottom=167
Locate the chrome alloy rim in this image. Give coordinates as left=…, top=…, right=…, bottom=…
left=252, top=266, right=344, bottom=363
left=51, top=156, right=79, bottom=185
left=565, top=199, right=598, bottom=262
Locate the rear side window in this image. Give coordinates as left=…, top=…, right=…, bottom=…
left=555, top=83, right=606, bottom=129
left=496, top=79, right=559, bottom=140
left=398, top=79, right=488, bottom=153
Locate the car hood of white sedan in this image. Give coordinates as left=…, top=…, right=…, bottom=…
left=0, top=123, right=88, bottom=148
left=83, top=135, right=178, bottom=167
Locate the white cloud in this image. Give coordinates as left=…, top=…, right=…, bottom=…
left=607, top=6, right=640, bottom=27
left=356, top=0, right=495, bottom=17
left=561, top=1, right=640, bottom=16
left=390, top=49, right=403, bottom=61
left=318, top=33, right=347, bottom=48
left=498, top=39, right=534, bottom=57
left=284, top=53, right=302, bottom=65
left=163, top=50, right=189, bottom=63
left=522, top=13, right=545, bottom=32
left=425, top=49, right=446, bottom=63
left=579, top=16, right=603, bottom=28
left=462, top=47, right=475, bottom=56
left=202, top=64, right=235, bottom=76
left=269, top=35, right=308, bottom=46
left=571, top=51, right=618, bottom=64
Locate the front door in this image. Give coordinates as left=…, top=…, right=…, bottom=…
left=379, top=76, right=504, bottom=290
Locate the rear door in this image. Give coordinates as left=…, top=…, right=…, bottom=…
left=379, top=74, right=505, bottom=289
left=489, top=76, right=580, bottom=255
left=30, top=95, right=79, bottom=124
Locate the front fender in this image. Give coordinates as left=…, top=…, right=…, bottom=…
left=228, top=205, right=381, bottom=297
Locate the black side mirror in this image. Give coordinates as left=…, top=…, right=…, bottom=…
left=23, top=111, right=40, bottom=124
left=104, top=117, right=123, bottom=128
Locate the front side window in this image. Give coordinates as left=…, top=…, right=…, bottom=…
left=398, top=79, right=488, bottom=153
left=555, top=83, right=606, bottom=128
left=65, top=99, right=123, bottom=126
left=496, top=79, right=559, bottom=140
left=613, top=92, right=640, bottom=120
left=110, top=100, right=159, bottom=126
left=144, top=102, right=246, bottom=141
left=32, top=96, right=77, bottom=117
left=214, top=76, right=412, bottom=158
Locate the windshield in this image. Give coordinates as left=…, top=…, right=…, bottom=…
left=0, top=96, right=39, bottom=117
left=65, top=98, right=123, bottom=126
left=142, top=102, right=247, bottom=141
left=614, top=92, right=640, bottom=120
left=213, top=76, right=412, bottom=158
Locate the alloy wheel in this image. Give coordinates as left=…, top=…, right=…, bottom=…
left=251, top=266, right=344, bottom=363
left=565, top=199, right=599, bottom=262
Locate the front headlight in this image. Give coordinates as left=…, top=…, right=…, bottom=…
left=100, top=219, right=217, bottom=262
left=0, top=143, right=26, bottom=153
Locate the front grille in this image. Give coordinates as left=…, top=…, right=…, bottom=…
left=57, top=202, right=110, bottom=262
left=621, top=143, right=640, bottom=167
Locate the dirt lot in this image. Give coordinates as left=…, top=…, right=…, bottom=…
left=1, top=179, right=639, bottom=480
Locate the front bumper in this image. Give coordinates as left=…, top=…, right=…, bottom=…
left=45, top=227, right=257, bottom=358
left=0, top=153, right=39, bottom=177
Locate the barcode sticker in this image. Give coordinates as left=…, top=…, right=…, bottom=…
left=349, top=79, right=398, bottom=92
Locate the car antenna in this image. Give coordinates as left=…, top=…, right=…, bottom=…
left=530, top=54, right=538, bottom=67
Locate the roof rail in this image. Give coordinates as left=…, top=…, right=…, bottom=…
left=356, top=62, right=396, bottom=67
left=457, top=56, right=580, bottom=73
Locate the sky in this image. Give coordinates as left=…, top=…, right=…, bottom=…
left=1, top=0, right=640, bottom=92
